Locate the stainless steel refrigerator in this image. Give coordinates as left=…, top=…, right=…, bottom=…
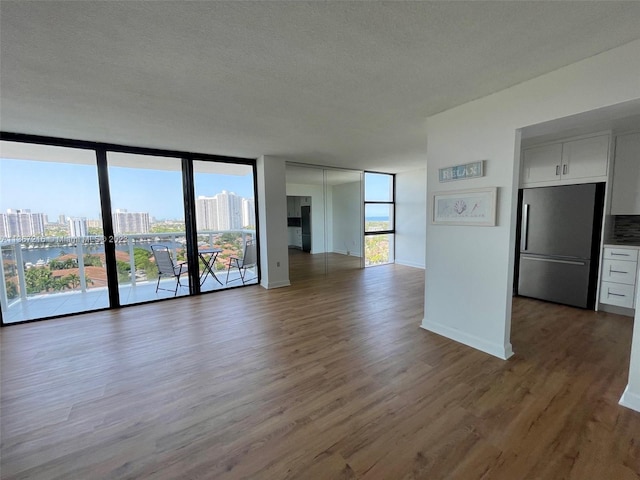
left=301, top=206, right=311, bottom=253
left=517, top=183, right=604, bottom=308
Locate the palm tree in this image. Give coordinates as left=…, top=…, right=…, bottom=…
left=66, top=273, right=81, bottom=289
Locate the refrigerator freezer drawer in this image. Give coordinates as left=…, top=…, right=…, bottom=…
left=600, top=282, right=636, bottom=309
left=518, top=255, right=591, bottom=308
left=601, top=259, right=638, bottom=285
left=604, top=247, right=638, bottom=262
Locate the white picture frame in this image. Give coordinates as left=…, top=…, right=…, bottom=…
left=432, top=187, right=497, bottom=226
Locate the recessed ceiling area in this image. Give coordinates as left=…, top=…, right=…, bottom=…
left=1, top=2, right=640, bottom=173
left=520, top=99, right=640, bottom=148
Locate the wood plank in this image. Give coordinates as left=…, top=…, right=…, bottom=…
left=1, top=257, right=639, bottom=479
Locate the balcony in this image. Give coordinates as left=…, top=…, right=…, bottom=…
left=1, top=230, right=257, bottom=324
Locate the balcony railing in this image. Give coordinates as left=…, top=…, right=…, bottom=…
left=1, top=230, right=256, bottom=322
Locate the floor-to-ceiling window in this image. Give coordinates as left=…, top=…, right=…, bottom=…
left=107, top=152, right=188, bottom=304
left=192, top=160, right=257, bottom=291
left=364, top=171, right=395, bottom=266
left=0, top=134, right=259, bottom=325
left=0, top=141, right=109, bottom=322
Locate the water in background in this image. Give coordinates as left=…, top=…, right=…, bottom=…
left=3, top=240, right=183, bottom=265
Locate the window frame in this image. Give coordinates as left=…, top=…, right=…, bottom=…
left=0, top=131, right=260, bottom=326
left=363, top=171, right=395, bottom=266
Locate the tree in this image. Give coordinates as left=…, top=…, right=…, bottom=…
left=83, top=254, right=102, bottom=267
left=25, top=268, right=53, bottom=294
left=50, top=258, right=77, bottom=270
left=5, top=280, right=18, bottom=299
left=66, top=273, right=81, bottom=289
left=133, top=247, right=158, bottom=279
left=116, top=260, right=131, bottom=283
left=51, top=277, right=69, bottom=292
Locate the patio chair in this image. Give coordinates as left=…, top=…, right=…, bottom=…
left=150, top=245, right=188, bottom=295
left=225, top=240, right=257, bottom=285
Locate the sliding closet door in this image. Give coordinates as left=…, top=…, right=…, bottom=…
left=324, top=169, right=364, bottom=274
left=285, top=165, right=326, bottom=281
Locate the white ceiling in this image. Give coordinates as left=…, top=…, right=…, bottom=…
left=2, top=1, right=640, bottom=173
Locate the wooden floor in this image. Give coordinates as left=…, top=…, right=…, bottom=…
left=287, top=249, right=362, bottom=282
left=1, top=260, right=639, bottom=479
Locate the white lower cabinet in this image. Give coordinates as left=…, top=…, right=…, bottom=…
left=600, top=282, right=635, bottom=309
left=599, top=246, right=638, bottom=310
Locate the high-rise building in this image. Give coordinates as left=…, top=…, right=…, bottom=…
left=0, top=209, right=46, bottom=237
left=195, top=191, right=245, bottom=230
left=196, top=196, right=218, bottom=230
left=86, top=218, right=102, bottom=230
left=216, top=190, right=242, bottom=230
left=242, top=198, right=255, bottom=228
left=112, top=209, right=150, bottom=234
left=68, top=217, right=88, bottom=237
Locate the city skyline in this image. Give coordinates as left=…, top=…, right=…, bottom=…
left=0, top=158, right=255, bottom=219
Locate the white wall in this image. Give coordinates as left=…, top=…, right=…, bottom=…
left=286, top=183, right=326, bottom=254
left=620, top=269, right=640, bottom=413
left=256, top=155, right=290, bottom=289
left=422, top=40, right=640, bottom=360
left=331, top=181, right=362, bottom=257
left=396, top=168, right=427, bottom=268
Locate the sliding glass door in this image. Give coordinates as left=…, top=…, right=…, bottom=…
left=0, top=141, right=108, bottom=323
left=107, top=152, right=188, bottom=305
left=193, top=160, right=257, bottom=292
left=0, top=134, right=259, bottom=325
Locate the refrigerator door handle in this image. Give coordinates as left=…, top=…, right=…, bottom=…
left=521, top=255, right=586, bottom=266
left=521, top=204, right=529, bottom=251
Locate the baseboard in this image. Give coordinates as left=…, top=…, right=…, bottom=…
left=260, top=280, right=291, bottom=289
left=420, top=318, right=514, bottom=360
left=395, top=259, right=426, bottom=269
left=332, top=249, right=362, bottom=257
left=620, top=385, right=640, bottom=413
left=597, top=303, right=635, bottom=317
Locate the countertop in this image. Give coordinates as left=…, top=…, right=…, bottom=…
left=604, top=243, right=640, bottom=249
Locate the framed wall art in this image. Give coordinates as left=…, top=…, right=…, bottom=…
left=432, top=187, right=497, bottom=226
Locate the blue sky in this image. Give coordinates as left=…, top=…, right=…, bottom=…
left=1, top=159, right=391, bottom=220
left=0, top=159, right=254, bottom=220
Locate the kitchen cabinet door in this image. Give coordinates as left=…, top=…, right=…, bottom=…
left=611, top=132, right=640, bottom=215
left=522, top=144, right=562, bottom=185
left=561, top=134, right=609, bottom=181
left=287, top=197, right=294, bottom=217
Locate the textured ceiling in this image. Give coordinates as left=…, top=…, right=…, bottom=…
left=1, top=1, right=640, bottom=172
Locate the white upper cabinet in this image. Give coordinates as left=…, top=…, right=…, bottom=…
left=611, top=132, right=640, bottom=215
left=561, top=135, right=610, bottom=181
left=521, top=134, right=610, bottom=187
left=522, top=143, right=563, bottom=184
left=286, top=196, right=303, bottom=217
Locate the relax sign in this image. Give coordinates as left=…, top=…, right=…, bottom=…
left=438, top=161, right=484, bottom=182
